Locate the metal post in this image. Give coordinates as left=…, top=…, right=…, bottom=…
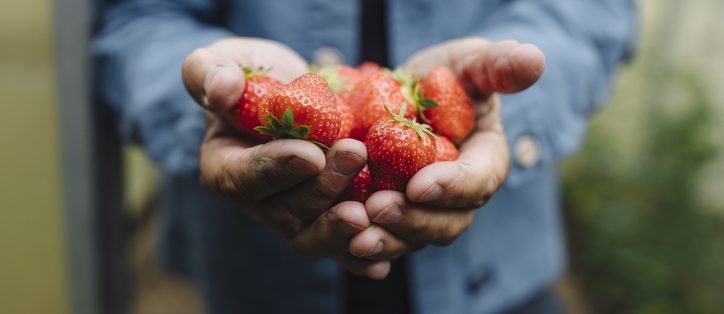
left=55, top=0, right=128, bottom=313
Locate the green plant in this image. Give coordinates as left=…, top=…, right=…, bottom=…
left=563, top=69, right=724, bottom=314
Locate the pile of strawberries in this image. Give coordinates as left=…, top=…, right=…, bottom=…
left=225, top=62, right=475, bottom=203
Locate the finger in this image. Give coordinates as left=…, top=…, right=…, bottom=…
left=365, top=191, right=476, bottom=246
left=199, top=138, right=326, bottom=203
left=182, top=47, right=247, bottom=112
left=455, top=39, right=545, bottom=94
left=182, top=38, right=309, bottom=112
left=287, top=201, right=370, bottom=258
left=207, top=38, right=309, bottom=83
left=404, top=99, right=509, bottom=208
left=336, top=254, right=391, bottom=280
left=404, top=37, right=545, bottom=94
left=263, top=139, right=367, bottom=222
left=348, top=225, right=423, bottom=261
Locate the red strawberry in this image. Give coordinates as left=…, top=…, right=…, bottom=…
left=338, top=164, right=373, bottom=203
left=313, top=65, right=362, bottom=128
left=336, top=94, right=354, bottom=140
left=313, top=65, right=362, bottom=97
left=419, top=66, right=475, bottom=142
left=348, top=72, right=416, bottom=140
left=256, top=73, right=340, bottom=147
left=228, top=67, right=282, bottom=141
left=357, top=62, right=382, bottom=77
left=366, top=106, right=437, bottom=191
left=435, top=135, right=459, bottom=161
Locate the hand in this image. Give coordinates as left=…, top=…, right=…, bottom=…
left=348, top=38, right=546, bottom=261
left=182, top=38, right=390, bottom=278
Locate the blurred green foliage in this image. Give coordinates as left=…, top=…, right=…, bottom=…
left=562, top=65, right=724, bottom=313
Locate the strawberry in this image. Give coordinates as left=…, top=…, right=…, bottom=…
left=419, top=66, right=475, bottom=143
left=357, top=62, right=382, bottom=77
left=338, top=164, right=373, bottom=203
left=336, top=94, right=354, bottom=140
left=312, top=65, right=362, bottom=97
left=347, top=71, right=416, bottom=140
left=313, top=65, right=361, bottom=134
left=256, top=73, right=340, bottom=147
left=365, top=106, right=437, bottom=191
left=228, top=67, right=281, bottom=141
left=435, top=135, right=459, bottom=162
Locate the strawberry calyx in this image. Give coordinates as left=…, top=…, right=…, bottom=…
left=388, top=68, right=438, bottom=121
left=383, top=104, right=436, bottom=141
left=242, top=66, right=271, bottom=78
left=310, top=64, right=347, bottom=92
left=254, top=108, right=329, bottom=149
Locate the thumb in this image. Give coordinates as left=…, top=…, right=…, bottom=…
left=455, top=39, right=546, bottom=94
left=182, top=48, right=246, bottom=113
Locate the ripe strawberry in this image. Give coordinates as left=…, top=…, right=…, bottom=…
left=348, top=71, right=416, bottom=140
left=228, top=67, right=281, bottom=141
left=357, top=62, right=382, bottom=77
left=419, top=66, right=475, bottom=142
left=313, top=65, right=362, bottom=96
left=435, top=135, right=459, bottom=162
left=338, top=164, right=373, bottom=203
left=366, top=106, right=437, bottom=191
left=256, top=73, right=340, bottom=147
left=313, top=65, right=362, bottom=130
left=336, top=94, right=354, bottom=140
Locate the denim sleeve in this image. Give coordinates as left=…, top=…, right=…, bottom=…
left=479, top=0, right=637, bottom=186
left=92, top=0, right=234, bottom=174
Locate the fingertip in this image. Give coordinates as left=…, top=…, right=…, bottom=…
left=329, top=139, right=368, bottom=176
left=205, top=64, right=246, bottom=112
left=333, top=201, right=370, bottom=231
left=331, top=138, right=368, bottom=161
left=364, top=191, right=405, bottom=221
left=508, top=43, right=545, bottom=92
left=365, top=261, right=391, bottom=280
left=406, top=162, right=456, bottom=202
left=348, top=228, right=383, bottom=257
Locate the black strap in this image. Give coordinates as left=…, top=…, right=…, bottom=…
left=346, top=1, right=410, bottom=313
left=358, top=0, right=389, bottom=66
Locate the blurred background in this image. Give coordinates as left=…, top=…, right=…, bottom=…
left=1, top=0, right=723, bottom=313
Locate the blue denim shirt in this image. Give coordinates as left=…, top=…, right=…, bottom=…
left=93, top=1, right=636, bottom=313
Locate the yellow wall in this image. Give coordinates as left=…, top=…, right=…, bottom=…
left=0, top=0, right=69, bottom=313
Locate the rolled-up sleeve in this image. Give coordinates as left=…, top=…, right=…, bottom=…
left=92, top=0, right=234, bottom=174
left=479, top=0, right=637, bottom=186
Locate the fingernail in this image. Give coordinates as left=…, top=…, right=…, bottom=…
left=362, top=241, right=384, bottom=257
left=417, top=183, right=443, bottom=202
left=373, top=203, right=402, bottom=225
left=333, top=151, right=362, bottom=176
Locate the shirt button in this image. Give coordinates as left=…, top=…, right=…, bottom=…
left=313, top=46, right=345, bottom=66
left=514, top=134, right=540, bottom=168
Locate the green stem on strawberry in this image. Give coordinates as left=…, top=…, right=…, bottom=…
left=241, top=66, right=272, bottom=78
left=254, top=108, right=329, bottom=150
left=388, top=68, right=439, bottom=122
left=382, top=104, right=436, bottom=141
left=310, top=64, right=347, bottom=92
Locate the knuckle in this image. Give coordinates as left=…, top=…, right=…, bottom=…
left=217, top=168, right=239, bottom=196
left=433, top=227, right=460, bottom=246
left=408, top=217, right=430, bottom=239
left=326, top=204, right=345, bottom=222
left=309, top=180, right=340, bottom=203
left=442, top=215, right=474, bottom=246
